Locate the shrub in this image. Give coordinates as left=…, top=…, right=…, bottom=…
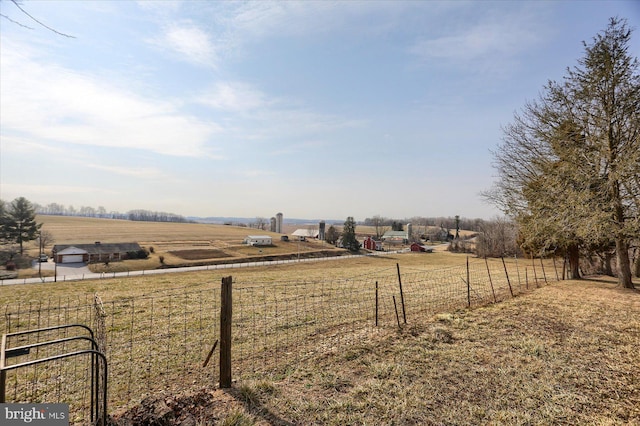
left=448, top=239, right=474, bottom=254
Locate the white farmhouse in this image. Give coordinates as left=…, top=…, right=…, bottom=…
left=243, top=235, right=273, bottom=246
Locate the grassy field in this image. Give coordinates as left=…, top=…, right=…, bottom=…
left=18, top=216, right=458, bottom=276
left=1, top=251, right=473, bottom=302
left=229, top=277, right=639, bottom=425
left=20, top=215, right=344, bottom=274
left=4, top=218, right=638, bottom=424
left=3, top=249, right=639, bottom=425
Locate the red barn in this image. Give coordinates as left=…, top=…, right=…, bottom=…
left=363, top=236, right=382, bottom=251
left=411, top=243, right=433, bottom=253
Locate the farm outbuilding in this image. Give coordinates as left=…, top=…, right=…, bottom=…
left=292, top=229, right=319, bottom=240
left=362, top=236, right=382, bottom=251
left=382, top=230, right=409, bottom=244
left=410, top=243, right=434, bottom=253
left=243, top=235, right=273, bottom=246
left=52, top=242, right=143, bottom=263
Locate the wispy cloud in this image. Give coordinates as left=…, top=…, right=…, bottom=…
left=408, top=11, right=546, bottom=71
left=86, top=163, right=164, bottom=179
left=236, top=169, right=276, bottom=179
left=197, top=82, right=270, bottom=112
left=2, top=183, right=118, bottom=196
left=0, top=40, right=221, bottom=158
left=152, top=22, right=218, bottom=68
left=227, top=1, right=418, bottom=40
left=194, top=80, right=365, bottom=151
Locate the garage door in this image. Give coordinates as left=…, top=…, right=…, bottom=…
left=62, top=255, right=84, bottom=263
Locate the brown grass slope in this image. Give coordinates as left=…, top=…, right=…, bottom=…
left=112, top=277, right=640, bottom=426
left=279, top=280, right=638, bottom=425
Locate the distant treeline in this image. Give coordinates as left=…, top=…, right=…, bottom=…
left=34, top=203, right=192, bottom=223
left=362, top=215, right=485, bottom=232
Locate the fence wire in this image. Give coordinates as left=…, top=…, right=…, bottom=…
left=1, top=256, right=560, bottom=424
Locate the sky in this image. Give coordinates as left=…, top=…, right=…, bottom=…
left=1, top=1, right=639, bottom=222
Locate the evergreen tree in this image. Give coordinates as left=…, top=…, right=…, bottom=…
left=485, top=18, right=639, bottom=288
left=342, top=217, right=360, bottom=252
left=6, top=197, right=42, bottom=255
left=0, top=200, right=9, bottom=244
left=392, top=221, right=404, bottom=232
left=325, top=225, right=340, bottom=245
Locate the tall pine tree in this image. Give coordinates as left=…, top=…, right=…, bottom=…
left=485, top=18, right=639, bottom=288
left=5, top=197, right=42, bottom=255
left=342, top=217, right=360, bottom=252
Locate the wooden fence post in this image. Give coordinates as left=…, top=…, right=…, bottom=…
left=552, top=257, right=560, bottom=281
left=220, top=276, right=232, bottom=388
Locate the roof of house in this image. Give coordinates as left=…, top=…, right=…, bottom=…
left=245, top=235, right=273, bottom=239
left=292, top=229, right=319, bottom=237
left=382, top=230, right=408, bottom=239
left=52, top=242, right=142, bottom=254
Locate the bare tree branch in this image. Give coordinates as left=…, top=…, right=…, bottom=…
left=8, top=0, right=75, bottom=38
left=0, top=12, right=34, bottom=29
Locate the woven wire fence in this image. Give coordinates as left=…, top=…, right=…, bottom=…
left=1, top=284, right=220, bottom=423
left=230, top=255, right=559, bottom=381
left=1, top=256, right=561, bottom=424
left=1, top=296, right=101, bottom=424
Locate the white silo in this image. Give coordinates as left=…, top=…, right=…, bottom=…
left=276, top=212, right=283, bottom=233
left=407, top=223, right=412, bottom=241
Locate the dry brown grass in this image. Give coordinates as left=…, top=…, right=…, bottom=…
left=27, top=216, right=343, bottom=273
left=5, top=226, right=639, bottom=425
left=233, top=277, right=640, bottom=425
left=37, top=215, right=258, bottom=245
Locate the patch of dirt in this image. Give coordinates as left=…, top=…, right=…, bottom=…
left=109, top=388, right=256, bottom=426
left=169, top=249, right=232, bottom=260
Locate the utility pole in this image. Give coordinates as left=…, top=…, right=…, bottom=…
left=38, top=231, right=42, bottom=279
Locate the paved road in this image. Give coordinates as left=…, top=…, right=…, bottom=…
left=1, top=249, right=414, bottom=286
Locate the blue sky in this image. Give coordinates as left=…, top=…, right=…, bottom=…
left=1, top=1, right=638, bottom=221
